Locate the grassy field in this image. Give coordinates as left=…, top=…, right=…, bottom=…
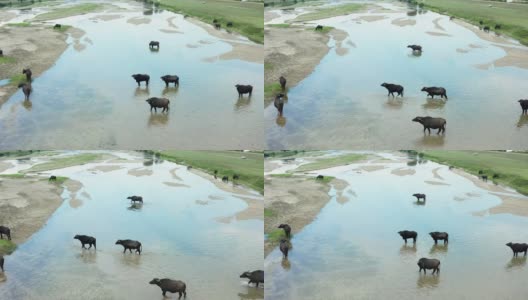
left=0, top=56, right=15, bottom=64
left=422, top=151, right=528, bottom=195
left=22, top=153, right=102, bottom=173
left=293, top=153, right=367, bottom=172
left=157, top=151, right=264, bottom=194
left=417, top=0, right=528, bottom=46
left=293, top=3, right=365, bottom=22
left=32, top=3, right=103, bottom=21
left=0, top=240, right=17, bottom=255
left=157, top=0, right=263, bottom=44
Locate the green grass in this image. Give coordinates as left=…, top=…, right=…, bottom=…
left=268, top=23, right=291, bottom=28
left=266, top=228, right=288, bottom=243
left=269, top=173, right=293, bottom=178
left=9, top=74, right=27, bottom=85
left=157, top=0, right=263, bottom=44
left=264, top=208, right=276, bottom=218
left=32, top=3, right=102, bottom=21
left=294, top=153, right=367, bottom=172
left=265, top=150, right=307, bottom=158
left=0, top=173, right=25, bottom=179
left=6, top=22, right=31, bottom=27
left=422, top=151, right=528, bottom=195
left=157, top=151, right=263, bottom=194
left=294, top=3, right=365, bottom=22
left=0, top=239, right=17, bottom=255
left=417, top=0, right=528, bottom=46
left=0, top=56, right=15, bottom=64
left=264, top=83, right=283, bottom=99
left=23, top=153, right=101, bottom=173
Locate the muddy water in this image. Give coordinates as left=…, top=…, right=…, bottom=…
left=265, top=154, right=528, bottom=299
left=0, top=2, right=263, bottom=149
left=0, top=152, right=263, bottom=300
left=265, top=1, right=528, bottom=149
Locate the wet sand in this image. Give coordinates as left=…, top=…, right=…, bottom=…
left=0, top=161, right=14, bottom=172
left=127, top=168, right=153, bottom=177
left=391, top=167, right=415, bottom=176
left=426, top=31, right=451, bottom=37
left=355, top=15, right=387, bottom=22
left=126, top=16, right=151, bottom=25
left=90, top=14, right=123, bottom=21
left=88, top=165, right=124, bottom=173
left=391, top=17, right=415, bottom=27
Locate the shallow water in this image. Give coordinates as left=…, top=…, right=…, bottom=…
left=0, top=152, right=263, bottom=300
left=265, top=1, right=528, bottom=149
left=0, top=1, right=263, bottom=149
left=265, top=154, right=528, bottom=299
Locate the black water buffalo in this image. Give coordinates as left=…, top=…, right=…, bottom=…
left=127, top=196, right=143, bottom=203
left=240, top=270, right=264, bottom=287
left=236, top=84, right=253, bottom=97
left=149, top=41, right=160, bottom=49
left=146, top=97, right=170, bottom=113
left=417, top=257, right=440, bottom=275
left=407, top=44, right=422, bottom=52
left=22, top=68, right=32, bottom=81
left=280, top=239, right=290, bottom=258
left=316, top=175, right=324, bottom=180
left=227, top=21, right=233, bottom=27
left=481, top=175, right=488, bottom=181
left=0, top=226, right=11, bottom=240
left=215, top=23, right=221, bottom=29
left=214, top=170, right=218, bottom=179
left=412, top=116, right=446, bottom=134
left=54, top=24, right=61, bottom=29
left=149, top=278, right=187, bottom=298
left=49, top=175, right=57, bottom=182
left=413, top=193, right=426, bottom=201
left=381, top=83, right=404, bottom=97
left=222, top=176, right=229, bottom=183
left=483, top=26, right=490, bottom=32
left=233, top=174, right=240, bottom=181
left=161, top=75, right=179, bottom=87
left=213, top=19, right=218, bottom=23
left=274, top=93, right=285, bottom=116
left=0, top=49, right=3, bottom=56
left=187, top=166, right=192, bottom=170
left=398, top=230, right=417, bottom=244
left=18, top=82, right=32, bottom=101
left=506, top=242, right=528, bottom=257
left=495, top=24, right=501, bottom=30
left=115, top=239, right=142, bottom=254
left=478, top=170, right=484, bottom=174
left=132, top=74, right=150, bottom=87
left=315, top=25, right=323, bottom=31
left=479, top=20, right=483, bottom=25
left=278, top=224, right=291, bottom=238
left=74, top=235, right=96, bottom=249
left=0, top=255, right=3, bottom=272
left=519, top=99, right=528, bottom=114
left=493, top=174, right=500, bottom=179
left=421, top=87, right=448, bottom=99
left=279, top=76, right=286, bottom=90
left=429, top=232, right=449, bottom=245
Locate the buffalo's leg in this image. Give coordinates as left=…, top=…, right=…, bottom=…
left=427, top=128, right=431, bottom=134
left=123, top=248, right=126, bottom=254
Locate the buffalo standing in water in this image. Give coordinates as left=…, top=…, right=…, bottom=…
left=161, top=75, right=179, bottom=87
left=278, top=224, right=291, bottom=238
left=412, top=116, right=446, bottom=134
left=429, top=232, right=449, bottom=245
left=0, top=226, right=11, bottom=240
left=149, top=41, right=160, bottom=49
left=407, top=44, right=422, bottom=52
left=417, top=257, right=440, bottom=275
left=506, top=242, right=528, bottom=257
left=235, top=84, right=253, bottom=97
left=146, top=97, right=170, bottom=113
left=74, top=235, right=97, bottom=250
left=381, top=83, right=404, bottom=97
left=149, top=278, right=187, bottom=298
left=280, top=239, right=290, bottom=258
left=127, top=196, right=143, bottom=203
left=115, top=239, right=142, bottom=254
left=274, top=93, right=285, bottom=116
left=18, top=82, right=32, bottom=101
left=421, top=87, right=448, bottom=99
left=398, top=230, right=417, bottom=244
left=413, top=193, right=426, bottom=201
left=519, top=99, right=528, bottom=115
left=22, top=68, right=32, bottom=81
left=132, top=74, right=150, bottom=87
left=240, top=270, right=264, bottom=287
left=279, top=76, right=287, bottom=90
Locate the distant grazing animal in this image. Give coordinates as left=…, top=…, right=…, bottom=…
left=449, top=16, right=455, bottom=20
left=161, top=75, right=179, bottom=87
left=215, top=23, right=221, bottom=29
left=478, top=170, right=484, bottom=174
left=493, top=174, right=499, bottom=179
left=115, top=239, right=142, bottom=254
left=0, top=226, right=11, bottom=240
left=407, top=45, right=422, bottom=52
left=506, top=242, right=528, bottom=257
left=279, top=76, right=287, bottom=90
left=235, top=84, right=253, bottom=97
left=53, top=24, right=61, bottom=29
left=483, top=26, right=490, bottom=32
left=398, top=230, right=417, bottom=244
left=412, top=116, right=446, bottom=134
left=146, top=97, right=170, bottom=113
left=315, top=25, right=323, bottom=31
left=274, top=93, right=285, bottom=116
left=184, top=15, right=189, bottom=18
left=381, top=83, right=404, bottom=97
left=132, top=74, right=150, bottom=87
left=481, top=175, right=488, bottom=181
left=149, top=41, right=160, bottom=49
left=278, top=224, right=291, bottom=238
left=74, top=235, right=96, bottom=250
left=233, top=174, right=239, bottom=181
left=280, top=239, right=290, bottom=258
left=222, top=176, right=228, bottom=183
left=149, top=278, right=187, bottom=298
left=18, top=82, right=32, bottom=101
left=417, top=258, right=440, bottom=275
left=479, top=20, right=483, bottom=25
left=127, top=196, right=143, bottom=203
left=413, top=193, right=426, bottom=201
left=227, top=21, right=233, bottom=27
left=495, top=24, right=501, bottom=30
left=187, top=166, right=192, bottom=170
left=0, top=255, right=3, bottom=272
left=316, top=175, right=324, bottom=180
left=22, top=68, right=32, bottom=81
left=213, top=19, right=218, bottom=23
left=429, top=232, right=449, bottom=245
left=49, top=175, right=57, bottom=182
left=0, top=49, right=3, bottom=56
left=214, top=170, right=218, bottom=179
left=240, top=270, right=264, bottom=287
left=519, top=99, right=528, bottom=114
left=421, top=87, right=448, bottom=99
